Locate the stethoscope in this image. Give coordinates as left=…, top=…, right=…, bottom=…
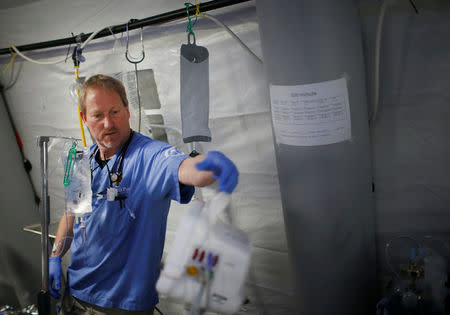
left=90, top=130, right=134, bottom=187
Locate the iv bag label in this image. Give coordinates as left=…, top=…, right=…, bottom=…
left=269, top=77, right=352, bottom=146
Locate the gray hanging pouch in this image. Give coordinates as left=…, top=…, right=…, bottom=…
left=180, top=35, right=211, bottom=143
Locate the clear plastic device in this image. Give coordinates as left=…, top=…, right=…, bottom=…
left=63, top=144, right=92, bottom=216
left=156, top=193, right=251, bottom=314
left=46, top=138, right=92, bottom=258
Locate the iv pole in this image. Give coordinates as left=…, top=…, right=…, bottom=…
left=37, top=136, right=50, bottom=315
left=36, top=135, right=80, bottom=314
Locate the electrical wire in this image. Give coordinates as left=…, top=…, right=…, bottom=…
left=10, top=26, right=107, bottom=65
left=0, top=83, right=40, bottom=204
left=371, top=0, right=419, bottom=126
left=2, top=54, right=23, bottom=91
left=202, top=13, right=262, bottom=63
left=408, top=0, right=419, bottom=14
left=1, top=46, right=22, bottom=90
left=370, top=0, right=389, bottom=126
left=2, top=47, right=17, bottom=74
left=10, top=45, right=65, bottom=65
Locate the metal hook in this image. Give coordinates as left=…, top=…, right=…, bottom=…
left=125, top=19, right=145, bottom=64
left=125, top=19, right=145, bottom=133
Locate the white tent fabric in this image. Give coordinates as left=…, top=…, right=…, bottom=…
left=0, top=2, right=297, bottom=314
left=1, top=0, right=450, bottom=314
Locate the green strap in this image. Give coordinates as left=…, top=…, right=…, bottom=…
left=63, top=142, right=77, bottom=187
left=184, top=2, right=198, bottom=35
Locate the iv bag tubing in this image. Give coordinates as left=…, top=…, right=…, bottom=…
left=0, top=0, right=250, bottom=56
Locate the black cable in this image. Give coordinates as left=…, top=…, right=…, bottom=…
left=155, top=306, right=164, bottom=315
left=408, top=0, right=419, bottom=14
left=0, top=83, right=40, bottom=205
left=0, top=0, right=250, bottom=56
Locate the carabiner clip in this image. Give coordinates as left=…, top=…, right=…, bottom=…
left=125, top=19, right=145, bottom=64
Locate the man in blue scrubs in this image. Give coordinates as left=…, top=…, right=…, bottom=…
left=48, top=74, right=238, bottom=314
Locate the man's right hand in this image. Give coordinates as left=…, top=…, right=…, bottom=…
left=195, top=151, right=239, bottom=194
left=49, top=256, right=62, bottom=299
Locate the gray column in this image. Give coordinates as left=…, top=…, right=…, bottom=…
left=256, top=1, right=376, bottom=314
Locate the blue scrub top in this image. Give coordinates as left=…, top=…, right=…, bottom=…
left=67, top=131, right=194, bottom=311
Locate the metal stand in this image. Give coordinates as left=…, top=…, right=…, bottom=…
left=38, top=136, right=50, bottom=315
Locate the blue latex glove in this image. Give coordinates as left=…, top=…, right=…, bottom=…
left=49, top=256, right=62, bottom=299
left=195, top=151, right=238, bottom=193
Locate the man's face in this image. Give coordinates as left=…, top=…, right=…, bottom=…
left=81, top=87, right=131, bottom=158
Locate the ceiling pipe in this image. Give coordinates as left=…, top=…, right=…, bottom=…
left=0, top=0, right=250, bottom=56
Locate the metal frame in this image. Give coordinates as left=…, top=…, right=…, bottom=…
left=38, top=136, right=50, bottom=315
left=36, top=135, right=81, bottom=314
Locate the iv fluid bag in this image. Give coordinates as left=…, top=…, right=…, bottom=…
left=65, top=147, right=92, bottom=215
left=180, top=42, right=211, bottom=143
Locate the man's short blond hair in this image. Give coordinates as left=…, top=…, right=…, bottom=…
left=79, top=74, right=128, bottom=113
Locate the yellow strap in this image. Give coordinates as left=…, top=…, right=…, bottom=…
left=194, top=0, right=205, bottom=18
left=74, top=66, right=86, bottom=146
left=2, top=45, right=17, bottom=74
left=78, top=105, right=87, bottom=147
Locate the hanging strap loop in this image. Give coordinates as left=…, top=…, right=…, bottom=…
left=188, top=31, right=196, bottom=45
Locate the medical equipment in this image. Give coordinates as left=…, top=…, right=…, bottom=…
left=180, top=34, right=211, bottom=144
left=68, top=78, right=84, bottom=107
left=156, top=193, right=251, bottom=314
left=377, top=236, right=449, bottom=314
left=64, top=143, right=92, bottom=216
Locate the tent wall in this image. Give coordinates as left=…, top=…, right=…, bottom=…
left=0, top=0, right=449, bottom=314
left=0, top=2, right=296, bottom=314
left=359, top=2, right=450, bottom=292
left=0, top=89, right=41, bottom=307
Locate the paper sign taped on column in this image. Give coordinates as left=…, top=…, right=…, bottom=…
left=269, top=77, right=352, bottom=146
